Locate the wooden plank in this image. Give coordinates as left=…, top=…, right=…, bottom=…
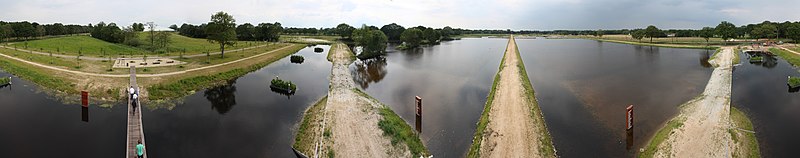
left=127, top=66, right=147, bottom=158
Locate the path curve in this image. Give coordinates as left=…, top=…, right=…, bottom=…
left=0, top=45, right=295, bottom=78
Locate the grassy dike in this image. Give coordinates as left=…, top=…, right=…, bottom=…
left=586, top=37, right=719, bottom=49
left=730, top=106, right=760, bottom=158
left=468, top=36, right=555, bottom=157
left=147, top=44, right=305, bottom=100
left=293, top=96, right=328, bottom=156
left=770, top=48, right=800, bottom=67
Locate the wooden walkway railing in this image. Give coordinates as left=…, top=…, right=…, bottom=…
left=127, top=66, right=148, bottom=158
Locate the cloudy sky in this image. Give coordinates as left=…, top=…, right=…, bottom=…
left=1, top=0, right=798, bottom=30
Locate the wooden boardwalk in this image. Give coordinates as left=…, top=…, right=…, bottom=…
left=127, top=66, right=147, bottom=158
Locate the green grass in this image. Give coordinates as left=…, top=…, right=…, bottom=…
left=9, top=35, right=146, bottom=56
left=639, top=117, right=686, bottom=158
left=0, top=76, right=10, bottom=85
left=788, top=76, right=800, bottom=88
left=467, top=41, right=507, bottom=158
left=709, top=48, right=722, bottom=62
left=770, top=48, right=800, bottom=67
left=730, top=106, right=760, bottom=158
left=732, top=48, right=741, bottom=65
left=589, top=37, right=718, bottom=49
left=147, top=44, right=303, bottom=100
left=513, top=40, right=555, bottom=157
left=0, top=55, right=76, bottom=94
left=352, top=88, right=429, bottom=157
left=135, top=32, right=263, bottom=56
left=750, top=56, right=764, bottom=62
left=293, top=96, right=328, bottom=154
left=326, top=43, right=355, bottom=62
left=280, top=35, right=339, bottom=44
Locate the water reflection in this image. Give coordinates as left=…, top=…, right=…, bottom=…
left=81, top=106, right=89, bottom=122
left=204, top=81, right=238, bottom=114
left=700, top=50, right=713, bottom=68
left=745, top=51, right=779, bottom=68
left=352, top=57, right=388, bottom=89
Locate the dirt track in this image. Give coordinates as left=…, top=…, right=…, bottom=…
left=478, top=36, right=552, bottom=157
left=651, top=47, right=734, bottom=157
left=308, top=43, right=411, bottom=157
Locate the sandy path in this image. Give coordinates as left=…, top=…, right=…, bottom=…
left=479, top=36, right=550, bottom=157
left=315, top=43, right=410, bottom=157
left=652, top=47, right=734, bottom=157
left=778, top=45, right=800, bottom=56
left=0, top=43, right=273, bottom=61
left=0, top=45, right=294, bottom=78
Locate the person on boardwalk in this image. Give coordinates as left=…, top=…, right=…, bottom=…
left=129, top=86, right=135, bottom=98
left=136, top=139, right=144, bottom=158
left=132, top=93, right=138, bottom=112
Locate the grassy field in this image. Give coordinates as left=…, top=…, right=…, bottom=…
left=352, top=88, right=429, bottom=157
left=587, top=37, right=719, bottom=49
left=146, top=44, right=304, bottom=100
left=280, top=35, right=340, bottom=44
left=770, top=48, right=800, bottom=67
left=8, top=35, right=146, bottom=56
left=135, top=32, right=265, bottom=56
left=730, top=106, right=760, bottom=158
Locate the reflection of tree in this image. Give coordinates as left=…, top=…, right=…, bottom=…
left=761, top=55, right=778, bottom=68
left=204, top=81, right=237, bottom=114
left=700, top=50, right=712, bottom=68
left=352, top=58, right=388, bottom=89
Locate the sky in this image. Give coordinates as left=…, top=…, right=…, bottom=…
left=1, top=0, right=798, bottom=30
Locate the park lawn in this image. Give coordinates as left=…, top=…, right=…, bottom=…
left=770, top=48, right=800, bottom=67
left=9, top=35, right=146, bottom=56
left=0, top=47, right=114, bottom=73
left=136, top=32, right=266, bottom=56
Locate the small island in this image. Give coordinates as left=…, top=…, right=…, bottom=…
left=0, top=77, right=10, bottom=86
left=270, top=77, right=297, bottom=94
left=314, top=47, right=324, bottom=52
left=749, top=56, right=764, bottom=63
left=290, top=55, right=305, bottom=63
left=789, top=76, right=800, bottom=89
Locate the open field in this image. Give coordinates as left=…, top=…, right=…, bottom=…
left=135, top=32, right=266, bottom=56
left=582, top=36, right=719, bottom=49
left=280, top=35, right=340, bottom=44
left=7, top=35, right=146, bottom=56
left=772, top=47, right=800, bottom=67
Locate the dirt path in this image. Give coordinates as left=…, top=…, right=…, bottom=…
left=0, top=45, right=294, bottom=78
left=0, top=43, right=273, bottom=61
left=650, top=47, right=734, bottom=157
left=309, top=43, right=411, bottom=157
left=778, top=45, right=800, bottom=56
left=478, top=35, right=552, bottom=157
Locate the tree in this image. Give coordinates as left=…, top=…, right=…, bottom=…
left=380, top=23, right=405, bottom=41
left=595, top=29, right=604, bottom=38
left=699, top=27, right=715, bottom=44
left=353, top=26, right=388, bottom=59
left=254, top=22, right=282, bottom=42
left=423, top=28, right=441, bottom=44
left=715, top=21, right=737, bottom=45
left=132, top=23, right=145, bottom=32
left=146, top=22, right=157, bottom=52
left=786, top=22, right=800, bottom=43
left=155, top=31, right=171, bottom=51
left=168, top=24, right=179, bottom=31
left=0, top=25, right=13, bottom=42
left=122, top=26, right=142, bottom=46
left=644, top=25, right=661, bottom=43
left=400, top=28, right=424, bottom=48
left=441, top=26, right=455, bottom=40
left=205, top=11, right=237, bottom=58
left=236, top=23, right=256, bottom=41
left=631, top=29, right=645, bottom=42
left=335, top=23, right=355, bottom=39
left=751, top=23, right=777, bottom=40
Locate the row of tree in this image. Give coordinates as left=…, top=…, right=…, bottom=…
left=0, top=21, right=92, bottom=41
left=615, top=21, right=800, bottom=44
left=170, top=22, right=283, bottom=42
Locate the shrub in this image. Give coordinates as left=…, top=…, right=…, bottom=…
left=290, top=55, right=305, bottom=63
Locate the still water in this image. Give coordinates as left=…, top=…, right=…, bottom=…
left=516, top=39, right=713, bottom=157
left=732, top=50, right=800, bottom=157
left=351, top=38, right=507, bottom=157
left=0, top=45, right=331, bottom=157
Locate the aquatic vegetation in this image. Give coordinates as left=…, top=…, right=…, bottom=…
left=290, top=55, right=305, bottom=63
left=270, top=77, right=297, bottom=93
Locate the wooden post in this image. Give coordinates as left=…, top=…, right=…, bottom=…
left=81, top=91, right=89, bottom=107
left=415, top=96, right=422, bottom=117
left=626, top=105, right=633, bottom=130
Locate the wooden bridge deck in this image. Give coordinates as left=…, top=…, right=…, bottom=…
left=127, top=66, right=147, bottom=158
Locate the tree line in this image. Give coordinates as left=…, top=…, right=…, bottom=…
left=170, top=21, right=283, bottom=42
left=0, top=21, right=92, bottom=42
left=600, top=21, right=800, bottom=44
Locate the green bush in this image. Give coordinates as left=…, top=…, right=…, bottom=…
left=270, top=77, right=297, bottom=91
left=789, top=76, right=800, bottom=88
left=0, top=77, right=10, bottom=85
left=290, top=55, right=305, bottom=63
